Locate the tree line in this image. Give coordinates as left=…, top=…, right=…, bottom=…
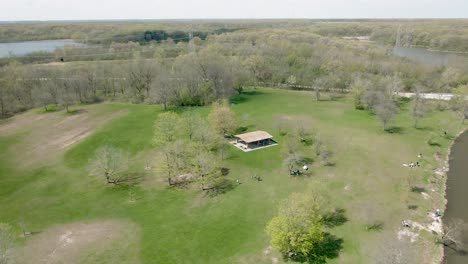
left=1, top=26, right=467, bottom=119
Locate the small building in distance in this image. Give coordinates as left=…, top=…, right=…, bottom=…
left=232, top=130, right=277, bottom=152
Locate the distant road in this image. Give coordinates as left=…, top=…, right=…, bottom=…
left=397, top=92, right=467, bottom=101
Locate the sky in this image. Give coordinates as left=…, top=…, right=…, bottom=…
left=1, top=0, right=468, bottom=21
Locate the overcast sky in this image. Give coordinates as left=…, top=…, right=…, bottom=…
left=1, top=0, right=467, bottom=21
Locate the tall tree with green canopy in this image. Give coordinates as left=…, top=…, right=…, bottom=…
left=266, top=192, right=324, bottom=259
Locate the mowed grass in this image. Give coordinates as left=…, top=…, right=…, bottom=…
left=0, top=88, right=465, bottom=263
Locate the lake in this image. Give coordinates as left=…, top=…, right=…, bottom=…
left=393, top=47, right=467, bottom=67
left=0, top=39, right=85, bottom=58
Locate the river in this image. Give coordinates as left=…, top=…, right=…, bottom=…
left=443, top=131, right=468, bottom=264
left=392, top=46, right=468, bottom=264
left=0, top=39, right=85, bottom=58
left=393, top=46, right=467, bottom=67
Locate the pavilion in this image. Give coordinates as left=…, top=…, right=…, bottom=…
left=232, top=130, right=277, bottom=152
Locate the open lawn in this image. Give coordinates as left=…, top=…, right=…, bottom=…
left=0, top=88, right=465, bottom=263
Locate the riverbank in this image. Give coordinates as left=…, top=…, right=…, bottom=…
left=442, top=128, right=468, bottom=264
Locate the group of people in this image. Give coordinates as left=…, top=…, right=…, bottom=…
left=405, top=153, right=423, bottom=168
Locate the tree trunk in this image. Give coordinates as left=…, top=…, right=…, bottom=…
left=0, top=98, right=4, bottom=118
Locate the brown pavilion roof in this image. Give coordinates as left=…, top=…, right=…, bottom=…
left=234, top=131, right=273, bottom=143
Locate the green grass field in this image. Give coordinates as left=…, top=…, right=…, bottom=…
left=0, top=88, right=465, bottom=263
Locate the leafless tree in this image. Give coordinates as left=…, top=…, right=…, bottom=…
left=89, top=145, right=128, bottom=185
left=439, top=219, right=465, bottom=251
left=375, top=96, right=398, bottom=131
left=191, top=150, right=222, bottom=191
left=160, top=140, right=188, bottom=186
left=150, top=67, right=175, bottom=110
left=411, top=85, right=427, bottom=128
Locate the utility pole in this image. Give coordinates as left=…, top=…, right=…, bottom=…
left=395, top=25, right=401, bottom=48
left=189, top=25, right=195, bottom=53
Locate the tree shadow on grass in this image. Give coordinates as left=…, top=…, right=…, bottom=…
left=205, top=179, right=236, bottom=197
left=415, top=126, right=433, bottom=132
left=230, top=90, right=264, bottom=105
left=288, top=233, right=344, bottom=264
left=66, top=108, right=87, bottom=115
left=410, top=186, right=426, bottom=193
left=323, top=208, right=348, bottom=228
left=385, top=126, right=404, bottom=134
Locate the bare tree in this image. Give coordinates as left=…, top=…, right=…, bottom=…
left=58, top=78, right=77, bottom=113
left=89, top=145, right=128, bottom=185
left=411, top=85, right=427, bottom=128
left=150, top=68, right=174, bottom=110
left=438, top=219, right=465, bottom=251
left=274, top=115, right=290, bottom=136
left=191, top=150, right=222, bottom=191
left=154, top=112, right=181, bottom=145
left=375, top=96, right=398, bottom=131
left=160, top=140, right=188, bottom=186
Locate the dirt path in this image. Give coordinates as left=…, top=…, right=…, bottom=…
left=14, top=220, right=140, bottom=264
left=0, top=105, right=127, bottom=167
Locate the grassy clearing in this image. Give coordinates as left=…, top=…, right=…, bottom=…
left=0, top=88, right=465, bottom=263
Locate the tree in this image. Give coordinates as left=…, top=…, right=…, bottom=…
left=58, top=78, right=77, bottom=113
left=438, top=219, right=464, bottom=251
left=266, top=192, right=324, bottom=258
left=182, top=111, right=203, bottom=141
left=274, top=115, right=290, bottom=136
left=191, top=150, right=223, bottom=191
left=150, top=67, right=174, bottom=110
left=411, top=85, right=427, bottom=128
left=154, top=112, right=181, bottom=145
left=350, top=77, right=371, bottom=110
left=0, top=223, right=14, bottom=264
left=375, top=96, right=398, bottom=131
left=283, top=153, right=304, bottom=174
left=450, top=85, right=468, bottom=124
left=160, top=140, right=188, bottom=186
left=89, top=145, right=128, bottom=185
left=209, top=100, right=238, bottom=136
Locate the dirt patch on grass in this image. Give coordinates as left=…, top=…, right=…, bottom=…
left=14, top=220, right=140, bottom=264
left=0, top=106, right=127, bottom=167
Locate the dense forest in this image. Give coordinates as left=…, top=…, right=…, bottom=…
left=0, top=20, right=467, bottom=118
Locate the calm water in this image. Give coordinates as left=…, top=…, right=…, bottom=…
left=0, top=39, right=84, bottom=58
left=393, top=47, right=467, bottom=67
left=443, top=131, right=468, bottom=264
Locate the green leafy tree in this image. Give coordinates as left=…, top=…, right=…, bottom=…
left=266, top=193, right=324, bottom=258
